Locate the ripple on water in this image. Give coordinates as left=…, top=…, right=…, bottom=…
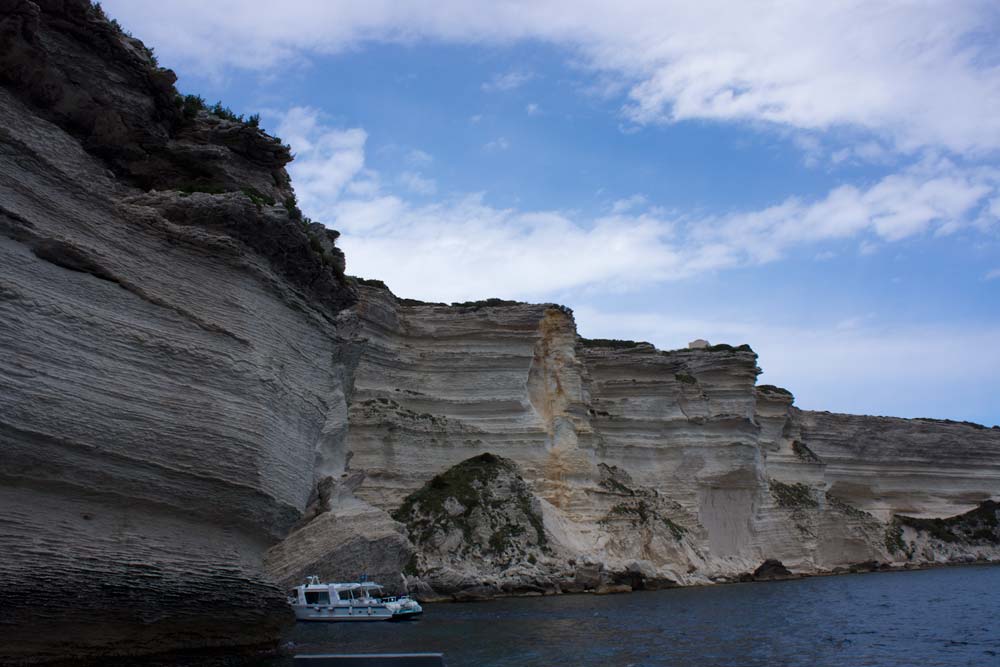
left=263, top=566, right=1000, bottom=667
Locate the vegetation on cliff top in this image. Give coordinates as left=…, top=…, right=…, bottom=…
left=705, top=343, right=755, bottom=353
left=351, top=276, right=391, bottom=290
left=450, top=298, right=523, bottom=310
left=579, top=337, right=647, bottom=349
left=91, top=3, right=275, bottom=138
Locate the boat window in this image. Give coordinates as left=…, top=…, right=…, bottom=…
left=304, top=591, right=331, bottom=604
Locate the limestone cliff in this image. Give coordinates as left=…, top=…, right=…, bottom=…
left=3, top=3, right=999, bottom=663
left=274, top=286, right=1000, bottom=600
left=0, top=2, right=357, bottom=663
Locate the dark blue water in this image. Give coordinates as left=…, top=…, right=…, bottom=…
left=271, top=566, right=1000, bottom=667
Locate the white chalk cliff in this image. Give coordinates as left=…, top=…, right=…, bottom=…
left=268, top=287, right=1000, bottom=598
left=1, top=3, right=998, bottom=664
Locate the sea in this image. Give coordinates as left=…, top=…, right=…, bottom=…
left=265, top=566, right=1000, bottom=667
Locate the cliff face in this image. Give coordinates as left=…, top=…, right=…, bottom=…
left=274, top=286, right=1000, bottom=599
left=3, top=3, right=999, bottom=663
left=0, top=2, right=357, bottom=663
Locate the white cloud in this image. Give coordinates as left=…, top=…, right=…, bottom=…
left=859, top=240, right=879, bottom=256
left=990, top=197, right=1000, bottom=218
left=483, top=137, right=510, bottom=152
left=276, top=109, right=1000, bottom=302
left=526, top=103, right=540, bottom=115
left=105, top=0, right=1000, bottom=154
left=482, top=70, right=534, bottom=92
left=399, top=171, right=437, bottom=195
left=405, top=149, right=433, bottom=165
left=611, top=194, right=647, bottom=214
left=330, top=194, right=683, bottom=301
left=275, top=107, right=366, bottom=210
left=688, top=157, right=999, bottom=264
left=986, top=268, right=1000, bottom=281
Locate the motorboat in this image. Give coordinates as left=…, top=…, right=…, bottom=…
left=380, top=590, right=424, bottom=620
left=288, top=576, right=422, bottom=621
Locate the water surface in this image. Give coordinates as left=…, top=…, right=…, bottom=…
left=270, top=566, right=1000, bottom=666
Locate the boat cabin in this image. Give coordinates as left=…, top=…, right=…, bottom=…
left=288, top=576, right=385, bottom=605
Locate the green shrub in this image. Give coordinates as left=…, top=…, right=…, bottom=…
left=825, top=492, right=872, bottom=519
left=352, top=277, right=389, bottom=290
left=792, top=441, right=823, bottom=464
left=706, top=343, right=755, bottom=353
left=402, top=553, right=420, bottom=577
left=598, top=476, right=635, bottom=496
left=181, top=94, right=206, bottom=120
left=392, top=453, right=547, bottom=554
left=450, top=298, right=521, bottom=310
left=610, top=501, right=651, bottom=523
left=579, top=338, right=645, bottom=349
left=241, top=187, right=275, bottom=209
left=662, top=518, right=687, bottom=540
left=209, top=101, right=243, bottom=122
left=896, top=501, right=998, bottom=545
left=675, top=372, right=697, bottom=385
left=896, top=515, right=958, bottom=543
left=885, top=522, right=906, bottom=553
left=770, top=480, right=818, bottom=509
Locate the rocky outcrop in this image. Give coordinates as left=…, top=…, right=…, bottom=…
left=288, top=286, right=1000, bottom=600
left=391, top=453, right=554, bottom=599
left=751, top=559, right=793, bottom=581
left=0, top=2, right=356, bottom=663
left=888, top=500, right=1000, bottom=563
left=3, top=3, right=999, bottom=662
left=264, top=473, right=414, bottom=595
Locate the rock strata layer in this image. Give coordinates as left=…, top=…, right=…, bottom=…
left=0, top=2, right=355, bottom=663
left=277, top=286, right=1000, bottom=600
left=3, top=3, right=1000, bottom=663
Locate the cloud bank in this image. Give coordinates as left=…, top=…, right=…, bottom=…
left=278, top=107, right=999, bottom=302
left=106, top=0, right=1000, bottom=155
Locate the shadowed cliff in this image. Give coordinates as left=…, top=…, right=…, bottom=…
left=0, top=1, right=358, bottom=663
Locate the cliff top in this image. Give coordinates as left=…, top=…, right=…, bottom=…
left=0, top=0, right=356, bottom=313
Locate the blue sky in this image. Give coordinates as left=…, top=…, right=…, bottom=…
left=106, top=1, right=999, bottom=425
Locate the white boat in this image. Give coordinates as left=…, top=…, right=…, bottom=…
left=287, top=576, right=422, bottom=622
left=380, top=590, right=424, bottom=620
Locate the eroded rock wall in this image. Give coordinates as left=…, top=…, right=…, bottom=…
left=301, top=286, right=1000, bottom=599
left=0, top=2, right=357, bottom=662
left=792, top=409, right=1000, bottom=519
left=4, top=4, right=998, bottom=660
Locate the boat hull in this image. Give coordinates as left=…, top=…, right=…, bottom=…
left=293, top=604, right=393, bottom=622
